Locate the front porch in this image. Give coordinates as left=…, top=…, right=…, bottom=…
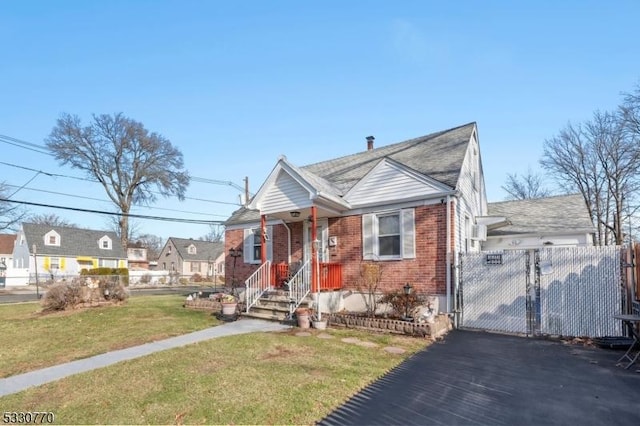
left=271, top=261, right=343, bottom=291
left=243, top=260, right=343, bottom=321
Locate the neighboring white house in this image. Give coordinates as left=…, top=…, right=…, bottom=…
left=0, top=234, right=17, bottom=287
left=12, top=223, right=128, bottom=284
left=480, top=194, right=595, bottom=251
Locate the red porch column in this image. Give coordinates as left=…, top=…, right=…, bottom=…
left=311, top=205, right=317, bottom=292
left=260, top=214, right=267, bottom=265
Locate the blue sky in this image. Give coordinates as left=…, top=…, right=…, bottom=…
left=1, top=0, right=639, bottom=240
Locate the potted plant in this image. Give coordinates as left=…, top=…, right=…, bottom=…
left=220, top=294, right=238, bottom=315
left=295, top=307, right=311, bottom=329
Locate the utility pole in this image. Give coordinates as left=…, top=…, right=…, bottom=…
left=244, top=176, right=250, bottom=206
left=32, top=244, right=39, bottom=299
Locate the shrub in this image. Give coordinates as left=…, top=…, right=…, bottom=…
left=179, top=277, right=189, bottom=285
left=99, top=279, right=129, bottom=302
left=139, top=273, right=152, bottom=284
left=379, top=290, right=424, bottom=318
left=80, top=267, right=129, bottom=286
left=41, top=281, right=83, bottom=311
left=191, top=273, right=204, bottom=283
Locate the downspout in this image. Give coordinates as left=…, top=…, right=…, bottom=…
left=446, top=195, right=452, bottom=314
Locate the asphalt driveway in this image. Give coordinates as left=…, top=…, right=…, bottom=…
left=320, top=330, right=640, bottom=426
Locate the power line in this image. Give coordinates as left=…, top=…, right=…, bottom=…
left=0, top=160, right=242, bottom=206
left=0, top=198, right=225, bottom=225
left=2, top=183, right=230, bottom=218
left=0, top=134, right=52, bottom=155
left=0, top=134, right=246, bottom=191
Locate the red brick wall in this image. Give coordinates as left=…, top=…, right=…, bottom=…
left=225, top=222, right=304, bottom=285
left=327, top=204, right=451, bottom=295
left=224, top=204, right=453, bottom=295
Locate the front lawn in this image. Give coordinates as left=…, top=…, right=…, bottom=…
left=0, top=295, right=217, bottom=377
left=0, top=328, right=429, bottom=424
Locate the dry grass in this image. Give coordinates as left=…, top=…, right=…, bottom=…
left=0, top=295, right=218, bottom=377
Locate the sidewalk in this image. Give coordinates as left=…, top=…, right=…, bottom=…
left=0, top=284, right=40, bottom=295
left=0, top=318, right=291, bottom=398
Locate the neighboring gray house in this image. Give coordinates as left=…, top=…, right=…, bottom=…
left=480, top=194, right=595, bottom=250
left=12, top=223, right=128, bottom=280
left=158, top=238, right=225, bottom=278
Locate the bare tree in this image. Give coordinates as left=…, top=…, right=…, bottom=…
left=620, top=82, right=640, bottom=137
left=200, top=224, right=224, bottom=242
left=105, top=215, right=141, bottom=244
left=541, top=120, right=608, bottom=244
left=0, top=182, right=26, bottom=231
left=541, top=110, right=640, bottom=245
left=135, top=233, right=164, bottom=261
left=45, top=113, right=189, bottom=248
left=501, top=166, right=552, bottom=200
left=356, top=260, right=385, bottom=317
left=29, top=213, right=76, bottom=228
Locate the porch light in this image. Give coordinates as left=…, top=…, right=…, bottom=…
left=290, top=211, right=301, bottom=218
left=403, top=282, right=412, bottom=295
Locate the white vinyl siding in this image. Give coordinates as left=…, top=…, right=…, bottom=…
left=346, top=160, right=443, bottom=206
left=243, top=226, right=273, bottom=264
left=260, top=172, right=311, bottom=214
left=362, top=208, right=415, bottom=260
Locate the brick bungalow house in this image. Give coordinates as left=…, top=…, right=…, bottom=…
left=224, top=122, right=487, bottom=314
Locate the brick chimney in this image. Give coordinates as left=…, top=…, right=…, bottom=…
left=366, top=136, right=375, bottom=151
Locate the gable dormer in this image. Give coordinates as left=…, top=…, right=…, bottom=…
left=187, top=244, right=197, bottom=255
left=98, top=235, right=112, bottom=250
left=344, top=158, right=452, bottom=207
left=44, top=230, right=61, bottom=247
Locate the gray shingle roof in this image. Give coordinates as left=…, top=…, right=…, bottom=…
left=166, top=238, right=224, bottom=261
left=487, top=194, right=595, bottom=236
left=225, top=122, right=476, bottom=225
left=22, top=223, right=127, bottom=258
left=303, top=122, right=475, bottom=193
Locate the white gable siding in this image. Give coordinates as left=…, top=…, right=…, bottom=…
left=456, top=131, right=486, bottom=254
left=345, top=162, right=442, bottom=206
left=260, top=171, right=312, bottom=214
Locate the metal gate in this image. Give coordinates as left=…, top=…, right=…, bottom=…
left=459, top=247, right=623, bottom=338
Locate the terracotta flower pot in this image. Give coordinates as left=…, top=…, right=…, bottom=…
left=296, top=308, right=310, bottom=329
left=221, top=302, right=237, bottom=315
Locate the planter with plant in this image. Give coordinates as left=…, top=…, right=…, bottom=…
left=220, top=294, right=238, bottom=315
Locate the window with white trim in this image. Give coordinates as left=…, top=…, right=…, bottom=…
left=190, top=261, right=201, bottom=272
left=99, top=259, right=117, bottom=268
left=50, top=257, right=60, bottom=270
left=44, top=231, right=61, bottom=247
left=99, top=236, right=112, bottom=250
left=243, top=226, right=273, bottom=264
left=187, top=245, right=196, bottom=255
left=363, top=208, right=415, bottom=260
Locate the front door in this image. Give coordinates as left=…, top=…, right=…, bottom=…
left=304, top=219, right=329, bottom=263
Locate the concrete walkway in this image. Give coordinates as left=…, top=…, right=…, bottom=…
left=0, top=318, right=291, bottom=398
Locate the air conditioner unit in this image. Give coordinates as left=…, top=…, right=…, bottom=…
left=471, top=224, right=487, bottom=241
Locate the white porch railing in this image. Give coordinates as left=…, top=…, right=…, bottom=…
left=288, top=260, right=311, bottom=316
left=245, top=260, right=272, bottom=313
